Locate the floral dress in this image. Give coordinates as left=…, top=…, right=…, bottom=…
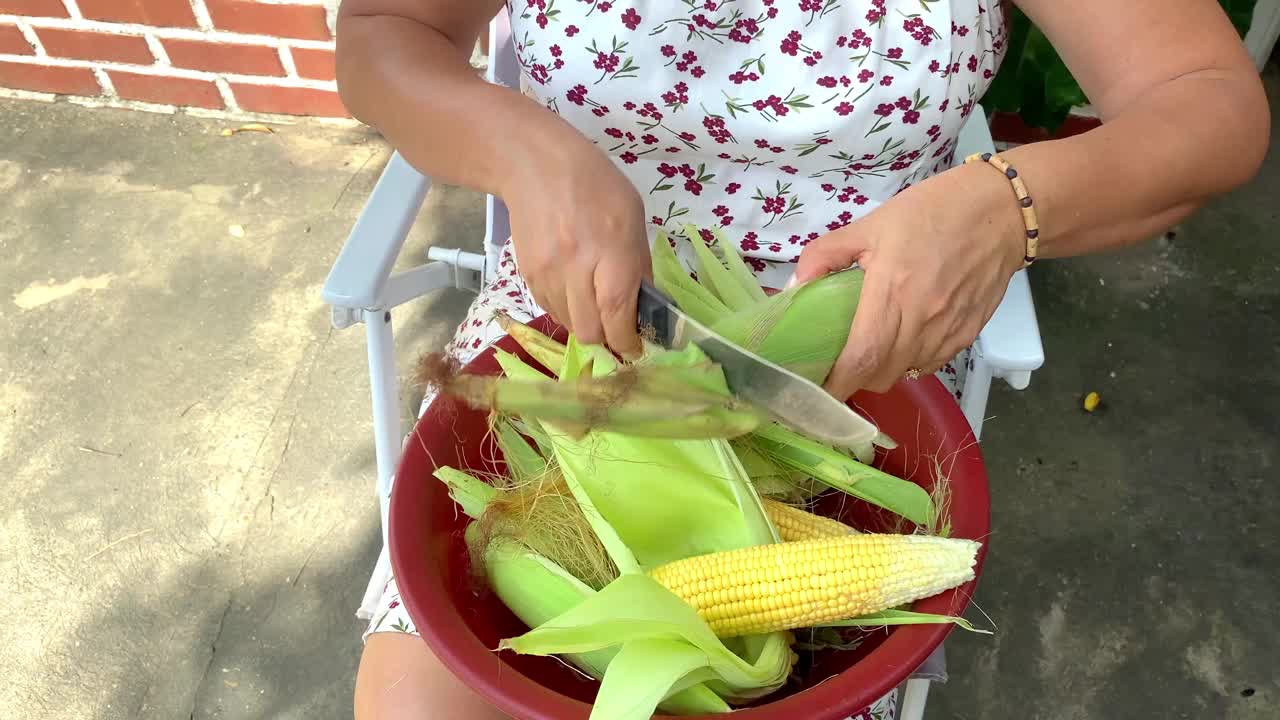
left=360, top=2, right=1009, bottom=717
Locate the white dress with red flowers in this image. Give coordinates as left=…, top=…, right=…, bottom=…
left=360, top=2, right=1009, bottom=716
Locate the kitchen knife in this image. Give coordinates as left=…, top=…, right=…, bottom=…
left=637, top=280, right=879, bottom=454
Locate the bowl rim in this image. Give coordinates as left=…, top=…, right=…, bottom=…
left=389, top=314, right=990, bottom=720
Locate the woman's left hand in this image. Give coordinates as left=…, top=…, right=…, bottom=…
left=791, top=163, right=1028, bottom=398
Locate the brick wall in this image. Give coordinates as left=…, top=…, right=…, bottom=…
left=0, top=0, right=348, bottom=120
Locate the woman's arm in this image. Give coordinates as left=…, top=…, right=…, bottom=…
left=982, top=0, right=1270, bottom=258
left=795, top=0, right=1270, bottom=395
left=335, top=0, right=652, bottom=355
left=336, top=0, right=587, bottom=198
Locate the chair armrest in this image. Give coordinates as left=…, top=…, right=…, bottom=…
left=976, top=269, right=1044, bottom=389
left=321, top=151, right=431, bottom=309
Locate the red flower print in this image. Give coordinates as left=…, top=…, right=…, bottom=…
left=858, top=69, right=874, bottom=83
left=780, top=30, right=801, bottom=55
left=817, top=76, right=837, bottom=88
left=594, top=52, right=620, bottom=73
left=620, top=151, right=638, bottom=164
left=967, top=54, right=979, bottom=72
left=903, top=109, right=920, bottom=124
left=702, top=115, right=733, bottom=143
left=741, top=233, right=760, bottom=251
left=929, top=59, right=941, bottom=74
left=780, top=166, right=798, bottom=175
left=591, top=105, right=610, bottom=117
left=604, top=127, right=624, bottom=139
left=887, top=47, right=903, bottom=59
left=549, top=45, right=562, bottom=58
left=712, top=205, right=729, bottom=217
left=895, top=96, right=912, bottom=110
left=880, top=75, right=894, bottom=87
left=661, top=45, right=676, bottom=58
left=529, top=63, right=550, bottom=84
left=565, top=24, right=579, bottom=36
left=642, top=134, right=658, bottom=144
left=725, top=182, right=741, bottom=194
left=651, top=216, right=664, bottom=225
left=835, top=101, right=854, bottom=115
left=684, top=178, right=703, bottom=195
left=621, top=7, right=641, bottom=30
left=821, top=183, right=835, bottom=192
left=597, top=1, right=612, bottom=11
left=874, top=103, right=894, bottom=117
left=698, top=228, right=715, bottom=243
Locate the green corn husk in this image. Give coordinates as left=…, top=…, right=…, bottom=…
left=479, top=338, right=795, bottom=718
left=748, top=422, right=934, bottom=527
left=709, top=267, right=863, bottom=386
left=652, top=230, right=730, bottom=326
left=480, top=536, right=732, bottom=716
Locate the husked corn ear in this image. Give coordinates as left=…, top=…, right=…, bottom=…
left=648, top=534, right=979, bottom=638
left=762, top=498, right=858, bottom=541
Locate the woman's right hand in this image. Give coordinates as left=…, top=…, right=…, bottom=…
left=501, top=135, right=651, bottom=358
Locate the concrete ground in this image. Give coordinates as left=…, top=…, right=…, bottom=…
left=1, top=66, right=1277, bottom=720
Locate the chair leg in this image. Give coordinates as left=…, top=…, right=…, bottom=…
left=958, top=351, right=993, bottom=442
left=898, top=678, right=932, bottom=720
left=365, top=307, right=403, bottom=544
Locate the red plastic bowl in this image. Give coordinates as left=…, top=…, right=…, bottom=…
left=389, top=314, right=990, bottom=720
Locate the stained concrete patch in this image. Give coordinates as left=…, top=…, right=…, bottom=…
left=0, top=98, right=480, bottom=720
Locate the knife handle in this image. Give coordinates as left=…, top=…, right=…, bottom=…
left=637, top=281, right=676, bottom=346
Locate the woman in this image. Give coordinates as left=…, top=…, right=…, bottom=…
left=336, top=1, right=1268, bottom=717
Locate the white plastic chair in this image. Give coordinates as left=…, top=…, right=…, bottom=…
left=322, top=8, right=1043, bottom=718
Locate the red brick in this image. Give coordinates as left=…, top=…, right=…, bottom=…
left=230, top=82, right=347, bottom=117
left=77, top=0, right=197, bottom=28
left=0, top=60, right=100, bottom=95
left=161, top=38, right=283, bottom=76
left=0, top=0, right=69, bottom=17
left=109, top=70, right=222, bottom=108
left=289, top=47, right=334, bottom=81
left=37, top=28, right=154, bottom=65
left=0, top=24, right=34, bottom=55
left=205, top=0, right=330, bottom=41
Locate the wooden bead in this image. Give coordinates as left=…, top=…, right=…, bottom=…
left=965, top=150, right=1039, bottom=267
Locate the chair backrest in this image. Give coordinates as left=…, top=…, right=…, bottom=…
left=481, top=9, right=520, bottom=279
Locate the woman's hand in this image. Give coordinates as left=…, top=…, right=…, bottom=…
left=502, top=134, right=651, bottom=358
left=792, top=163, right=1027, bottom=398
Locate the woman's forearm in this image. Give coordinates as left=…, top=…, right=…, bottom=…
left=335, top=11, right=584, bottom=198
left=975, top=69, right=1269, bottom=260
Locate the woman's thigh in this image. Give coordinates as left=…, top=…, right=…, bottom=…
left=355, top=633, right=510, bottom=720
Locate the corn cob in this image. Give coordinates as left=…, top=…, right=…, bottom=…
left=761, top=498, right=858, bottom=541
left=647, top=533, right=979, bottom=638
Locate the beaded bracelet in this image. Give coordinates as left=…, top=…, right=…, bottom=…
left=964, top=151, right=1038, bottom=267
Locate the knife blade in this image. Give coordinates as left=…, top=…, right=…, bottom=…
left=637, top=280, right=878, bottom=453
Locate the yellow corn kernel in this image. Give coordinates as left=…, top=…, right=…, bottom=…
left=763, top=498, right=859, bottom=541
left=648, top=534, right=979, bottom=638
